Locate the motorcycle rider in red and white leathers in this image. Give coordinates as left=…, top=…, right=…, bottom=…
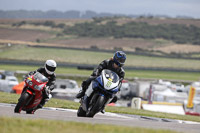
left=23, top=60, right=57, bottom=112
left=76, top=51, right=126, bottom=108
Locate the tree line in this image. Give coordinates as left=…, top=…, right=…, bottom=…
left=0, top=10, right=138, bottom=19
left=63, top=20, right=200, bottom=45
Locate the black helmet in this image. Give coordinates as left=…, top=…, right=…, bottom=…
left=113, top=51, right=126, bottom=67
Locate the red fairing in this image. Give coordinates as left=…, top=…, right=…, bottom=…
left=18, top=72, right=48, bottom=112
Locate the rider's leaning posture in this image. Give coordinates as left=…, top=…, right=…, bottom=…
left=23, top=59, right=57, bottom=112
left=76, top=51, right=126, bottom=105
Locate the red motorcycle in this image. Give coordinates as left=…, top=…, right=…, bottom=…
left=14, top=72, right=48, bottom=114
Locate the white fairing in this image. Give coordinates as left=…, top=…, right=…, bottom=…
left=85, top=69, right=119, bottom=97
left=102, top=70, right=119, bottom=90
left=85, top=82, right=94, bottom=97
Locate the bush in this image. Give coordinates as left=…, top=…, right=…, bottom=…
left=62, top=18, right=200, bottom=45
left=36, top=39, right=40, bottom=43
left=43, top=21, right=55, bottom=27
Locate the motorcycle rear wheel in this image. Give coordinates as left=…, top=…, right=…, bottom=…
left=14, top=92, right=30, bottom=113
left=26, top=109, right=35, bottom=114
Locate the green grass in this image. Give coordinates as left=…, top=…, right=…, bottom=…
left=1, top=92, right=200, bottom=122
left=1, top=45, right=200, bottom=70
left=106, top=106, right=200, bottom=122
left=0, top=91, right=80, bottom=109
left=0, top=117, right=178, bottom=133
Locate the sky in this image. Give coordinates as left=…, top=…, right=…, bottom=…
left=0, top=0, right=200, bottom=18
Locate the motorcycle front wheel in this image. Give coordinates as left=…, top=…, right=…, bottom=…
left=86, top=95, right=105, bottom=118
left=77, top=106, right=86, bottom=117
left=14, top=92, right=30, bottom=113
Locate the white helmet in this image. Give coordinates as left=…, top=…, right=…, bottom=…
left=44, top=60, right=57, bottom=75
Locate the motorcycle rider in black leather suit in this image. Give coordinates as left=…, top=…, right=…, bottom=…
left=24, top=60, right=56, bottom=113
left=76, top=51, right=126, bottom=107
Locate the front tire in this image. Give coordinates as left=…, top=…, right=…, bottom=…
left=86, top=95, right=105, bottom=118
left=14, top=92, right=30, bottom=113
left=77, top=106, right=86, bottom=117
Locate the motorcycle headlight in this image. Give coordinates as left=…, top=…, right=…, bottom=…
left=34, top=85, right=43, bottom=91
left=28, top=81, right=33, bottom=86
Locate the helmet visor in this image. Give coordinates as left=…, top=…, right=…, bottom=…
left=46, top=64, right=56, bottom=72
left=118, top=58, right=126, bottom=64
left=114, top=56, right=125, bottom=67
left=114, top=60, right=124, bottom=67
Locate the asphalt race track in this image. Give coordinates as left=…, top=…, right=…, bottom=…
left=0, top=103, right=200, bottom=133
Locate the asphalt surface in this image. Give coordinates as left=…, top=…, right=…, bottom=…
left=1, top=103, right=200, bottom=133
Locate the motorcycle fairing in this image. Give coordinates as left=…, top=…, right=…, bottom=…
left=102, top=70, right=119, bottom=90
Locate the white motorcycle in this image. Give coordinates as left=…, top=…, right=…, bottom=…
left=77, top=69, right=120, bottom=117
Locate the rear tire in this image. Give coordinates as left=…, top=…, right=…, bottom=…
left=14, top=92, right=30, bottom=113
left=77, top=106, right=86, bottom=117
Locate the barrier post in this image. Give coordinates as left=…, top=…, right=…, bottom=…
left=131, top=97, right=141, bottom=109
left=148, top=84, right=153, bottom=104
left=187, top=86, right=196, bottom=108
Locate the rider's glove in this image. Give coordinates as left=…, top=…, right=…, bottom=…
left=46, top=86, right=51, bottom=94
left=81, top=81, right=88, bottom=89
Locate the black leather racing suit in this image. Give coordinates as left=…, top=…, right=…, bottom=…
left=82, top=59, right=125, bottom=91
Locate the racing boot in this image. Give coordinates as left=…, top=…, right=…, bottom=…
left=38, top=97, right=50, bottom=108
left=37, top=89, right=50, bottom=109
left=37, top=87, right=51, bottom=108
left=26, top=99, right=47, bottom=114
left=76, top=90, right=86, bottom=98
left=26, top=99, right=48, bottom=114
left=76, top=81, right=89, bottom=98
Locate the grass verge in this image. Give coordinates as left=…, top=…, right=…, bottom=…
left=1, top=44, right=200, bottom=70
left=0, top=117, right=178, bottom=133
left=1, top=91, right=200, bottom=122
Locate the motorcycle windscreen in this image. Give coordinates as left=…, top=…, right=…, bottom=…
left=33, top=72, right=48, bottom=83
left=103, top=69, right=119, bottom=83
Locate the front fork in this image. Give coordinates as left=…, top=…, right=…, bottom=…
left=81, top=95, right=89, bottom=111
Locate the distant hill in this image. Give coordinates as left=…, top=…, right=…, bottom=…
left=1, top=17, right=200, bottom=55
left=0, top=10, right=175, bottom=19
left=0, top=10, right=133, bottom=19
